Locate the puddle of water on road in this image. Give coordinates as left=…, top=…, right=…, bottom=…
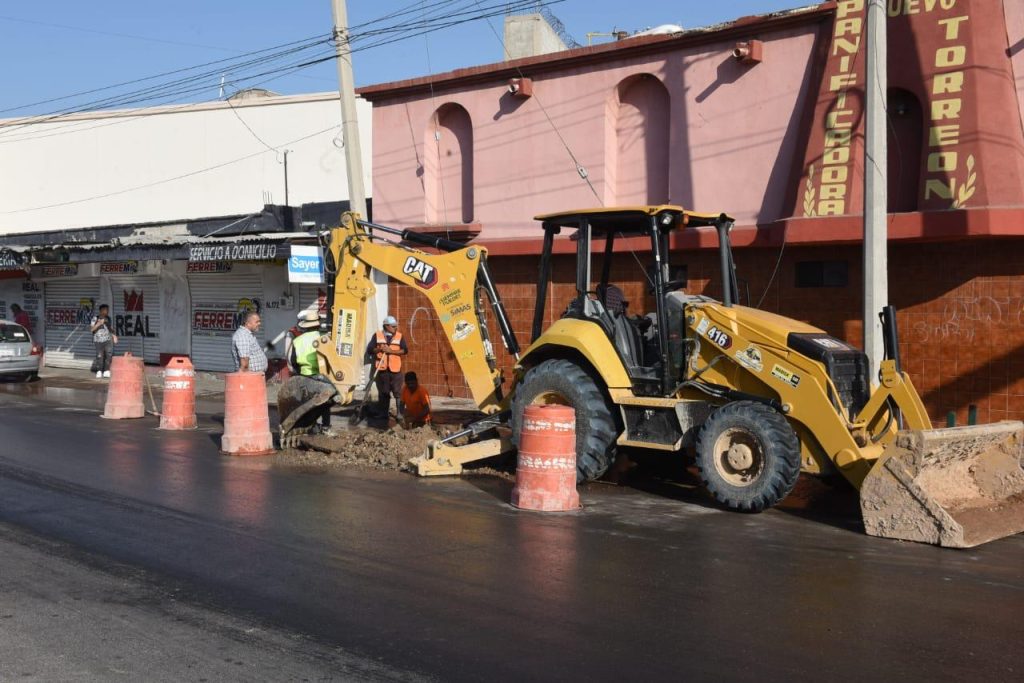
left=0, top=381, right=108, bottom=411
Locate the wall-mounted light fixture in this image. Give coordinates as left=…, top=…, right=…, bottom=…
left=507, top=77, right=533, bottom=98
left=733, top=40, right=764, bottom=65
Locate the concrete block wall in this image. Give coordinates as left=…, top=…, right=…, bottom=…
left=389, top=239, right=1024, bottom=427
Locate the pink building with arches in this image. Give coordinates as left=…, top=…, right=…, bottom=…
left=361, top=1, right=1024, bottom=427
left=363, top=7, right=822, bottom=244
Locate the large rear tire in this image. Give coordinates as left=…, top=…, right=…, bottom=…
left=512, top=359, right=618, bottom=483
left=695, top=401, right=800, bottom=512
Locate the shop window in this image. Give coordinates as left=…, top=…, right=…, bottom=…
left=795, top=260, right=848, bottom=288
left=424, top=103, right=474, bottom=224
left=613, top=74, right=670, bottom=205
left=887, top=88, right=923, bottom=213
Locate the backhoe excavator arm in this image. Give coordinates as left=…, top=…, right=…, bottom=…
left=314, top=212, right=517, bottom=414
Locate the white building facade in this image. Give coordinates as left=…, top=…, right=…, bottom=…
left=0, top=92, right=375, bottom=372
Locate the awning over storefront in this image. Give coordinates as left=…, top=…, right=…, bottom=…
left=25, top=231, right=318, bottom=266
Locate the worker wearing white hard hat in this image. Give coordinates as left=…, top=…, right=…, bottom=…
left=366, top=313, right=408, bottom=424
left=287, top=310, right=337, bottom=436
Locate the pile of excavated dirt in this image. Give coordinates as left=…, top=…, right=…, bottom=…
left=275, top=424, right=445, bottom=472
left=275, top=421, right=517, bottom=480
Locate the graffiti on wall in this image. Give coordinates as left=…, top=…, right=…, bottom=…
left=912, top=294, right=1024, bottom=343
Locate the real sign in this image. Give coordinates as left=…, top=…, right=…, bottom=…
left=288, top=245, right=323, bottom=284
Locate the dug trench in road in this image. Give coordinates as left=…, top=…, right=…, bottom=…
left=0, top=387, right=1022, bottom=680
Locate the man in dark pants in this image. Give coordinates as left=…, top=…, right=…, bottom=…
left=366, top=315, right=407, bottom=421
left=89, top=304, right=118, bottom=378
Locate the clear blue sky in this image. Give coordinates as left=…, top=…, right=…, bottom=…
left=0, top=1, right=798, bottom=117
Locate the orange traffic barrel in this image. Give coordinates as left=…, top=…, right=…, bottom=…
left=102, top=353, right=145, bottom=419
left=221, top=371, right=274, bottom=456
left=159, top=356, right=197, bottom=430
left=511, top=404, right=580, bottom=512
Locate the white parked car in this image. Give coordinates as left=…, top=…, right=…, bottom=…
left=0, top=319, right=42, bottom=381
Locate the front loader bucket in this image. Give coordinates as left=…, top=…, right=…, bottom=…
left=277, top=375, right=338, bottom=448
left=860, top=422, right=1024, bottom=548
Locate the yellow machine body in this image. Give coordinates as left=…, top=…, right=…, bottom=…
left=286, top=209, right=1024, bottom=549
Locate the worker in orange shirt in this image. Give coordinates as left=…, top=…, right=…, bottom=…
left=400, top=371, right=432, bottom=428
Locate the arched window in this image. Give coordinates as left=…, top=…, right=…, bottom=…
left=612, top=74, right=670, bottom=205
left=887, top=88, right=923, bottom=213
left=424, top=103, right=474, bottom=224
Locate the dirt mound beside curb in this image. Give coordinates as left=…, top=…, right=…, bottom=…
left=276, top=425, right=443, bottom=472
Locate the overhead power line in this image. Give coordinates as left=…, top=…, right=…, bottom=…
left=0, top=14, right=239, bottom=53
left=0, top=34, right=331, bottom=118
left=0, top=0, right=565, bottom=212
left=0, top=0, right=557, bottom=137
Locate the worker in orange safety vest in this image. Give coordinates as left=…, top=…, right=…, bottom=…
left=365, top=314, right=408, bottom=422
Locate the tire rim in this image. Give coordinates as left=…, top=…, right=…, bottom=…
left=531, top=390, right=570, bottom=407
left=712, top=427, right=765, bottom=486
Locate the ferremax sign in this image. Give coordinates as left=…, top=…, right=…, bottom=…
left=189, top=242, right=279, bottom=263
left=0, top=249, right=25, bottom=271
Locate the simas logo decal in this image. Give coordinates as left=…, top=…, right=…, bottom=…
left=402, top=256, right=438, bottom=289
left=706, top=325, right=732, bottom=350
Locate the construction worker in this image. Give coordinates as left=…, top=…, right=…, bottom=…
left=366, top=314, right=407, bottom=421
left=400, top=371, right=432, bottom=428
left=289, top=310, right=335, bottom=436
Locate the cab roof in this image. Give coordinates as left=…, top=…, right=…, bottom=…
left=533, top=205, right=731, bottom=234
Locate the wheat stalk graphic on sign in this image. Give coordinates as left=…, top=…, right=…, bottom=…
left=952, top=154, right=977, bottom=209
left=803, top=164, right=817, bottom=217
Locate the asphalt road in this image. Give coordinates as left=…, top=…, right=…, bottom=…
left=0, top=380, right=1021, bottom=681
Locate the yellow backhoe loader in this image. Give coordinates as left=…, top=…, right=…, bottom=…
left=281, top=207, right=1024, bottom=548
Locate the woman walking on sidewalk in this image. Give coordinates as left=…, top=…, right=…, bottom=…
left=90, top=304, right=119, bottom=378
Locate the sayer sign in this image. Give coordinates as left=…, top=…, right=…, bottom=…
left=402, top=256, right=438, bottom=289
left=288, top=245, right=323, bottom=284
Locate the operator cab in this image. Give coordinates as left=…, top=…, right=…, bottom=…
left=533, top=206, right=735, bottom=397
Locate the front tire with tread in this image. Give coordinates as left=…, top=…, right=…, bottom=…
left=512, top=359, right=618, bottom=483
left=695, top=401, right=801, bottom=512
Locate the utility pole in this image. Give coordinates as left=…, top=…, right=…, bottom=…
left=330, top=0, right=382, bottom=380
left=863, top=0, right=888, bottom=382
left=331, top=0, right=367, bottom=218
left=282, top=150, right=290, bottom=206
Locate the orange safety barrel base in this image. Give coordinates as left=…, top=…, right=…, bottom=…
left=511, top=404, right=580, bottom=512
left=221, top=371, right=275, bottom=456
left=101, top=353, right=145, bottom=420
left=159, top=356, right=197, bottom=430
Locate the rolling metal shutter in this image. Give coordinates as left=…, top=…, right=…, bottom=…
left=297, top=284, right=328, bottom=317
left=43, top=278, right=101, bottom=369
left=188, top=273, right=265, bottom=372
left=109, top=275, right=161, bottom=364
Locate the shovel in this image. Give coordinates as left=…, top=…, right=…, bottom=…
left=349, top=364, right=380, bottom=426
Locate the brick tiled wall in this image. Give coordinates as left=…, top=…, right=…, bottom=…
left=389, top=239, right=1024, bottom=426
